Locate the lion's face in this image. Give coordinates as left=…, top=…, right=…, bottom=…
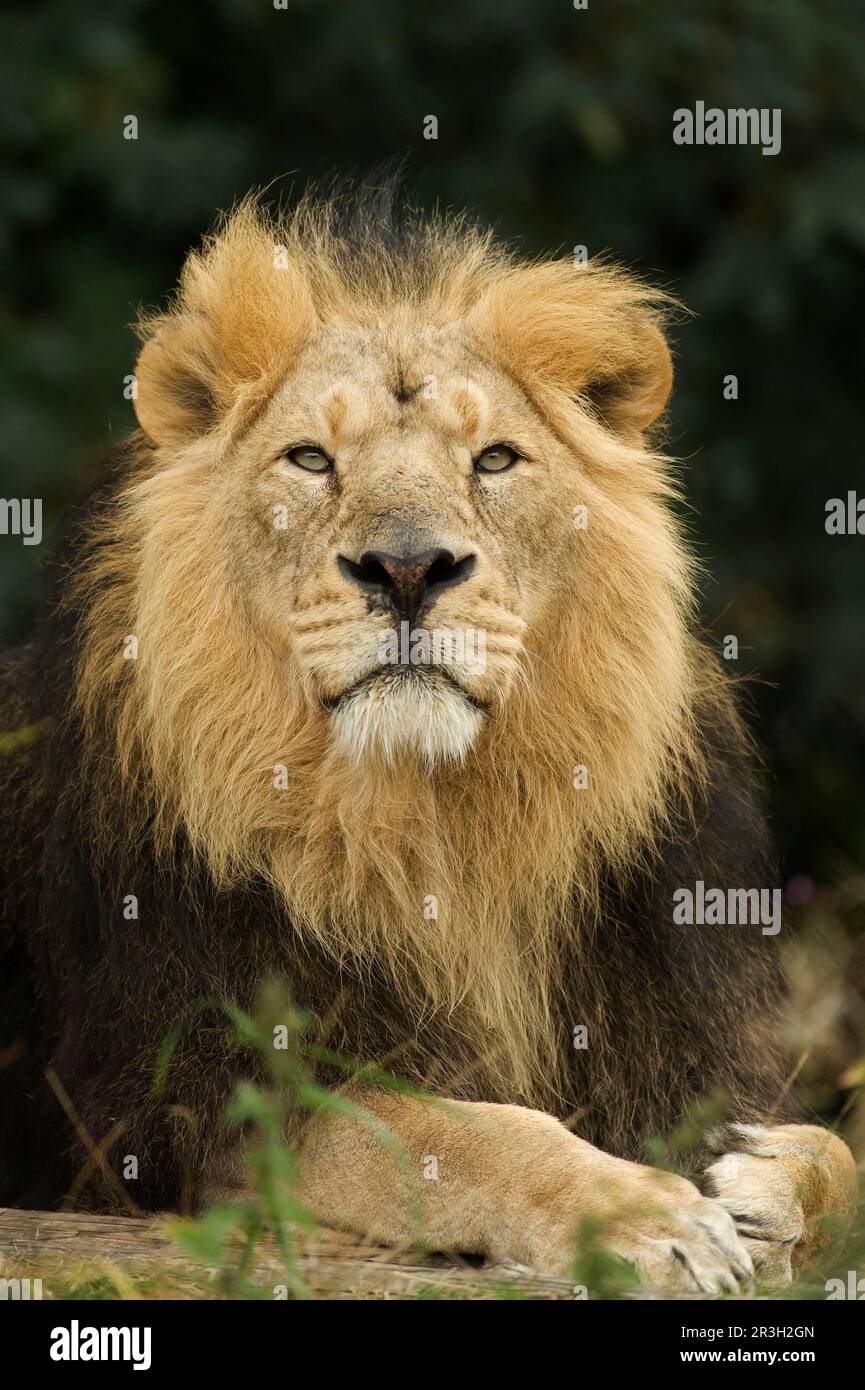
left=129, top=200, right=682, bottom=800
left=229, top=317, right=579, bottom=768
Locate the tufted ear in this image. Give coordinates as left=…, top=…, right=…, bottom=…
left=133, top=204, right=317, bottom=447
left=468, top=260, right=674, bottom=438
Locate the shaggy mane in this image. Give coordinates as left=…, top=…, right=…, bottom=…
left=68, top=189, right=724, bottom=1108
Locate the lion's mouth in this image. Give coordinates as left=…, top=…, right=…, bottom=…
left=321, top=664, right=490, bottom=714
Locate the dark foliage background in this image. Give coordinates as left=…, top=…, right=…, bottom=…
left=1, top=0, right=863, bottom=897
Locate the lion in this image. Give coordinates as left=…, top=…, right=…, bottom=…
left=0, top=186, right=855, bottom=1292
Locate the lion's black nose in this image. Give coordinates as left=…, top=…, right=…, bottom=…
left=337, top=548, right=476, bottom=625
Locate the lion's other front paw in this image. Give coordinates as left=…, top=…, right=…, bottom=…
left=523, top=1161, right=754, bottom=1294
left=703, top=1122, right=858, bottom=1282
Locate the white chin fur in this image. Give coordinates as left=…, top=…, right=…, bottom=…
left=331, top=672, right=484, bottom=770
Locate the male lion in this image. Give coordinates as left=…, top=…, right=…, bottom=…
left=0, top=188, right=855, bottom=1291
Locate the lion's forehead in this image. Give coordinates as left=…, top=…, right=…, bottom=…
left=276, top=320, right=508, bottom=439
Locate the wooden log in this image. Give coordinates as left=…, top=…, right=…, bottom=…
left=0, top=1206, right=580, bottom=1300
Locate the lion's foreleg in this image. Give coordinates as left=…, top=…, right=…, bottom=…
left=296, top=1089, right=753, bottom=1290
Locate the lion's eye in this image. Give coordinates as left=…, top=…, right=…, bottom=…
left=474, top=444, right=520, bottom=474
left=286, top=446, right=333, bottom=473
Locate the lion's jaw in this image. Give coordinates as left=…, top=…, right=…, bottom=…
left=327, top=666, right=487, bottom=769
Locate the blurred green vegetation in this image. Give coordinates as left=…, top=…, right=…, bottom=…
left=1, top=0, right=864, bottom=883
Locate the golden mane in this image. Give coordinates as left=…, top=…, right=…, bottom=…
left=71, top=194, right=717, bottom=1107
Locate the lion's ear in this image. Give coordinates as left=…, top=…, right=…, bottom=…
left=133, top=203, right=317, bottom=447
left=471, top=261, right=674, bottom=437
left=578, top=319, right=673, bottom=436
left=134, top=319, right=219, bottom=446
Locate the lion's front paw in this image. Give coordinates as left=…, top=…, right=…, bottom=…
left=526, top=1161, right=753, bottom=1293
left=600, top=1167, right=754, bottom=1294
left=703, top=1123, right=857, bottom=1282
